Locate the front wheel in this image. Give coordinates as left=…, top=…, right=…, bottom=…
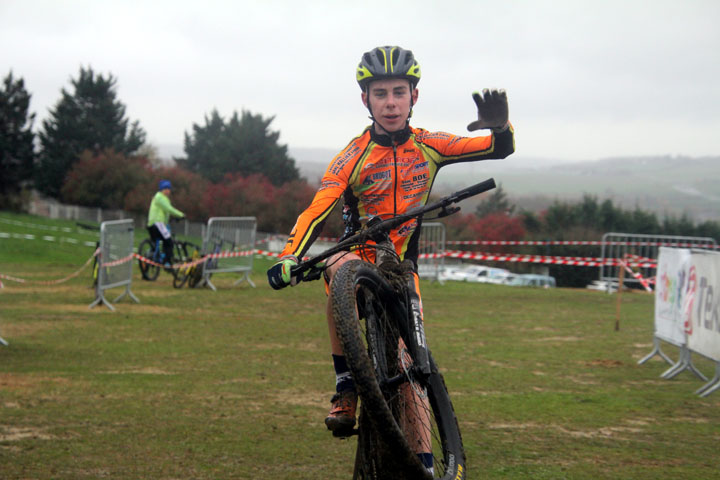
left=138, top=239, right=160, bottom=281
left=332, top=260, right=465, bottom=480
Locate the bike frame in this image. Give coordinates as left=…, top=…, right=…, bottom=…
left=292, top=178, right=497, bottom=390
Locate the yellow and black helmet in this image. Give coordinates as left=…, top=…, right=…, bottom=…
left=356, top=46, right=421, bottom=90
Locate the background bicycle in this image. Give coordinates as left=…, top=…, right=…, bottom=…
left=137, top=229, right=199, bottom=287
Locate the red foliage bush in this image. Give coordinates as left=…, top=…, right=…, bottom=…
left=61, top=149, right=152, bottom=209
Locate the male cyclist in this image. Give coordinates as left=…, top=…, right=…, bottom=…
left=147, top=179, right=185, bottom=268
left=267, top=45, right=514, bottom=472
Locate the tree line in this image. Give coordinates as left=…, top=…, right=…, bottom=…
left=1, top=66, right=719, bottom=287
left=0, top=66, right=305, bottom=232
left=445, top=186, right=720, bottom=287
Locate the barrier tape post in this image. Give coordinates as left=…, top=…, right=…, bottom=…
left=615, top=255, right=626, bottom=332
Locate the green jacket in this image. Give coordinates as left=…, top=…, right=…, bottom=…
left=147, top=191, right=184, bottom=226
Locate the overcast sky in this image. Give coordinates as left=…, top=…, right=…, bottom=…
left=2, top=0, right=718, bottom=163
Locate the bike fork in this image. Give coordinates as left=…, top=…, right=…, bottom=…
left=406, top=276, right=432, bottom=377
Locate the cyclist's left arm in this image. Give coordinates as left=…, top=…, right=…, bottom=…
left=415, top=125, right=515, bottom=167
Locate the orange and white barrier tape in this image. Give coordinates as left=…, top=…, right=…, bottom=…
left=132, top=249, right=257, bottom=271
left=445, top=239, right=720, bottom=248
left=619, top=260, right=653, bottom=292
left=1, top=246, right=662, bottom=289
left=0, top=248, right=99, bottom=286
left=438, top=250, right=656, bottom=268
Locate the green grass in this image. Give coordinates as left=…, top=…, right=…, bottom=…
left=2, top=212, right=720, bottom=479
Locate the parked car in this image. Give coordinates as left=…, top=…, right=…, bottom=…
left=439, top=265, right=490, bottom=282
left=507, top=274, right=556, bottom=288
left=465, top=267, right=512, bottom=284
left=438, top=266, right=473, bottom=282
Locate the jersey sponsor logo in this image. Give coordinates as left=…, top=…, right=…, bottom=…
left=448, top=136, right=463, bottom=147
left=362, top=156, right=393, bottom=171
left=394, top=156, right=417, bottom=167
left=397, top=219, right=418, bottom=237
left=362, top=170, right=391, bottom=184
left=329, top=144, right=360, bottom=175
left=359, top=193, right=388, bottom=205
left=318, top=179, right=341, bottom=191
left=359, top=170, right=392, bottom=192
left=417, top=131, right=452, bottom=141
left=402, top=191, right=425, bottom=201
left=413, top=160, right=428, bottom=170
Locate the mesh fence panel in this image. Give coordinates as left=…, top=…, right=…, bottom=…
left=417, top=222, right=446, bottom=282
left=91, top=219, right=138, bottom=310
left=600, top=232, right=717, bottom=286
left=99, top=219, right=135, bottom=289
left=201, top=217, right=257, bottom=289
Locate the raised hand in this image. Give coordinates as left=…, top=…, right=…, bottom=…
left=467, top=88, right=509, bottom=132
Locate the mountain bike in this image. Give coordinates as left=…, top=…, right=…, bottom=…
left=290, top=178, right=497, bottom=479
left=137, top=233, right=199, bottom=285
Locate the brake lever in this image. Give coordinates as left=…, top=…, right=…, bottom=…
left=438, top=206, right=460, bottom=218
left=302, top=268, right=323, bottom=283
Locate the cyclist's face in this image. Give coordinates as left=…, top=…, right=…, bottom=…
left=363, top=79, right=418, bottom=134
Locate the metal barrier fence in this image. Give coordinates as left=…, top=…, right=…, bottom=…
left=199, top=217, right=257, bottom=291
left=89, top=219, right=139, bottom=310
left=417, top=222, right=446, bottom=283
left=600, top=232, right=717, bottom=289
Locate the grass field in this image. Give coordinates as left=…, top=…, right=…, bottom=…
left=1, top=212, right=719, bottom=479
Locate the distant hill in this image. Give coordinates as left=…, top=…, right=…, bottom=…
left=289, top=148, right=720, bottom=223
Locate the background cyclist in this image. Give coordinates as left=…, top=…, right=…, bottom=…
left=267, top=45, right=514, bottom=473
left=147, top=179, right=185, bottom=269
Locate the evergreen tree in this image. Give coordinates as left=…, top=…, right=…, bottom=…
left=36, top=66, right=146, bottom=198
left=178, top=108, right=300, bottom=185
left=475, top=183, right=514, bottom=217
left=0, top=71, right=35, bottom=209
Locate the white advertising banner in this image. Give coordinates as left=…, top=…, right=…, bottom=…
left=686, top=250, right=720, bottom=361
left=654, top=247, right=691, bottom=346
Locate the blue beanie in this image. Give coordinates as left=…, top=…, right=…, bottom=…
left=158, top=180, right=172, bottom=191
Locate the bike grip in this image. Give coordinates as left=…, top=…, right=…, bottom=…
left=453, top=178, right=496, bottom=201
left=290, top=264, right=305, bottom=279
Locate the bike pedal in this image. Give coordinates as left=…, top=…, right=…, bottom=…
left=332, top=427, right=358, bottom=439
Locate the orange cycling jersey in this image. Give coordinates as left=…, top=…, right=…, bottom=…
left=281, top=124, right=515, bottom=264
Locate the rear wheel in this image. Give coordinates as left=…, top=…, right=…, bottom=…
left=332, top=261, right=465, bottom=479
left=138, top=239, right=160, bottom=281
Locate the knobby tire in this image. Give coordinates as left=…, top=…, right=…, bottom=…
left=172, top=242, right=191, bottom=289
left=138, top=239, right=160, bottom=281
left=331, top=260, right=465, bottom=480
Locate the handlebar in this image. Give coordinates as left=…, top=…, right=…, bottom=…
left=290, top=178, right=496, bottom=282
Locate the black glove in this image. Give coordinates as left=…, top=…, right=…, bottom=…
left=467, top=88, right=509, bottom=132
left=267, top=256, right=299, bottom=290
